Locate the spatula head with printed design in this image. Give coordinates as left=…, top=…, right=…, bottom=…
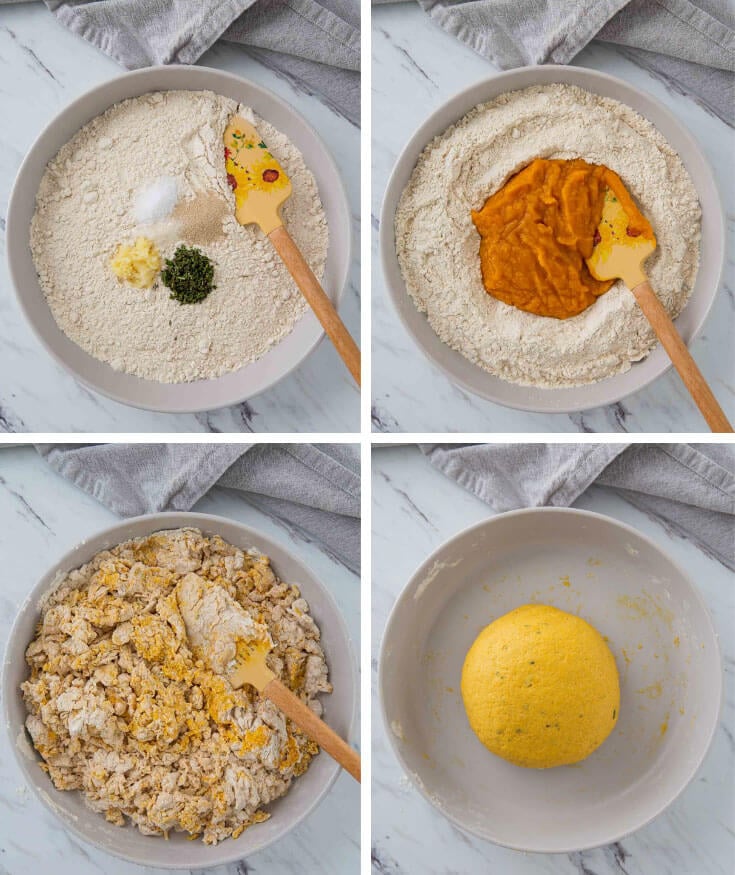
left=586, top=186, right=732, bottom=433
left=224, top=115, right=292, bottom=235
left=586, top=187, right=656, bottom=290
left=223, top=113, right=361, bottom=385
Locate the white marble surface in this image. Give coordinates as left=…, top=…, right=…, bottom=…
left=371, top=4, right=735, bottom=433
left=0, top=3, right=359, bottom=433
left=371, top=445, right=734, bottom=874
left=0, top=445, right=360, bottom=874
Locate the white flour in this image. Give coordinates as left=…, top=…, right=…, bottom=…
left=31, top=90, right=328, bottom=383
left=395, top=84, right=701, bottom=388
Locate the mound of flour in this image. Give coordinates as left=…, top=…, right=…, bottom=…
left=31, top=90, right=328, bottom=383
left=395, top=84, right=701, bottom=388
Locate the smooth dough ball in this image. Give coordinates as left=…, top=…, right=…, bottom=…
left=461, top=603, right=620, bottom=768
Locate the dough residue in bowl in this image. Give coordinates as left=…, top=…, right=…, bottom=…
left=30, top=90, right=329, bottom=383
left=395, top=83, right=701, bottom=388
left=21, top=528, right=331, bottom=844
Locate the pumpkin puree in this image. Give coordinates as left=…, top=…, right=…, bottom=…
left=471, top=158, right=651, bottom=319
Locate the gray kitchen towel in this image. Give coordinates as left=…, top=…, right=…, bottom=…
left=1, top=0, right=360, bottom=123
left=421, top=443, right=735, bottom=570
left=374, top=0, right=734, bottom=124
left=36, top=443, right=361, bottom=573
left=222, top=0, right=360, bottom=123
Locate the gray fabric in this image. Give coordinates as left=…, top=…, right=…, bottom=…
left=421, top=443, right=735, bottom=570
left=375, top=0, right=735, bottom=125
left=217, top=444, right=361, bottom=573
left=44, top=0, right=255, bottom=66
left=36, top=443, right=361, bottom=573
left=7, top=0, right=361, bottom=122
left=223, top=0, right=359, bottom=71
left=221, top=0, right=360, bottom=123
left=594, top=0, right=735, bottom=123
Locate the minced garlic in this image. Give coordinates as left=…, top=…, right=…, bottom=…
left=110, top=236, right=161, bottom=288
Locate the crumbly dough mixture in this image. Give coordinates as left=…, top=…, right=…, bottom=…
left=30, top=91, right=329, bottom=383
left=21, top=528, right=331, bottom=844
left=395, top=84, right=701, bottom=388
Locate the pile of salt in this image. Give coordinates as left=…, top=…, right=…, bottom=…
left=134, top=175, right=179, bottom=225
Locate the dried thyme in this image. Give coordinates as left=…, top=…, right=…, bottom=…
left=161, top=245, right=216, bottom=305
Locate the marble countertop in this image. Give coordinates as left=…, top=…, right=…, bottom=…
left=371, top=4, right=735, bottom=433
left=371, top=445, right=733, bottom=874
left=0, top=3, right=359, bottom=433
left=0, top=445, right=360, bottom=875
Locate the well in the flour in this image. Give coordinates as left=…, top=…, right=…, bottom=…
left=395, top=83, right=701, bottom=389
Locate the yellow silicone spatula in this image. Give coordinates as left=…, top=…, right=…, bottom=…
left=224, top=115, right=361, bottom=385
left=587, top=188, right=732, bottom=433
left=228, top=634, right=361, bottom=783
left=176, top=574, right=361, bottom=783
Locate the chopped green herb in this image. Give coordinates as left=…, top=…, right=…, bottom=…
left=161, top=245, right=216, bottom=305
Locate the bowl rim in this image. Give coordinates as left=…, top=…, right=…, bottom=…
left=378, top=506, right=723, bottom=853
left=6, top=64, right=352, bottom=414
left=2, top=511, right=358, bottom=869
left=379, top=64, right=725, bottom=414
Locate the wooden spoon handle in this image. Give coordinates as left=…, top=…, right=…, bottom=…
left=264, top=677, right=361, bottom=782
left=632, top=281, right=733, bottom=433
left=268, top=224, right=361, bottom=386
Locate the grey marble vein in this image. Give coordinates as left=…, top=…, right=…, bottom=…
left=371, top=402, right=401, bottom=433
left=0, top=401, right=27, bottom=433
left=0, top=474, right=51, bottom=531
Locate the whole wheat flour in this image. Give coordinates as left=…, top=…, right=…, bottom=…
left=395, top=84, right=701, bottom=388
left=30, top=91, right=329, bottom=383
left=22, top=528, right=331, bottom=844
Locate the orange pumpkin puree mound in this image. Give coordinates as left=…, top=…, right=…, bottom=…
left=471, top=158, right=652, bottom=320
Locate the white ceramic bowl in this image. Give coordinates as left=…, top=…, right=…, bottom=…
left=380, top=66, right=724, bottom=413
left=6, top=66, right=351, bottom=413
left=379, top=508, right=721, bottom=852
left=3, top=512, right=357, bottom=868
